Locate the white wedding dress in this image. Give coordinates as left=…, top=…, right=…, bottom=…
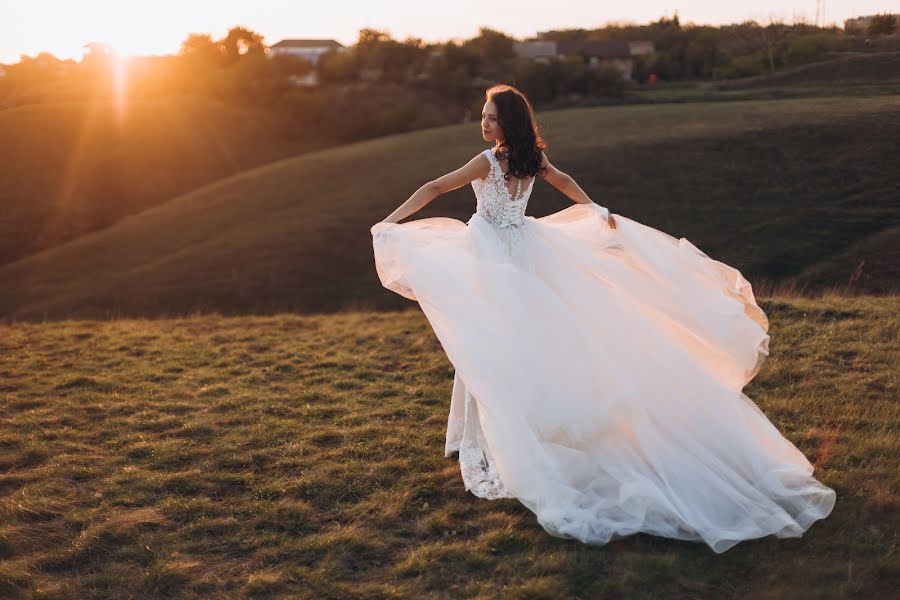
left=369, top=147, right=835, bottom=553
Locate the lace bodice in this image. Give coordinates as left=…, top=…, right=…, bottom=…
left=471, top=148, right=535, bottom=229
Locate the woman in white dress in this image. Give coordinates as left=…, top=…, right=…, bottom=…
left=369, top=84, right=835, bottom=553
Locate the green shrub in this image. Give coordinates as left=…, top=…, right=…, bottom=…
left=784, top=33, right=848, bottom=67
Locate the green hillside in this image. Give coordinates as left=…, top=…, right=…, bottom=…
left=0, top=95, right=897, bottom=321
left=628, top=52, right=900, bottom=104
left=0, top=295, right=896, bottom=598
left=0, top=98, right=329, bottom=265
left=720, top=51, right=900, bottom=89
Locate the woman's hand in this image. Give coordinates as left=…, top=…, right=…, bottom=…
left=586, top=201, right=616, bottom=229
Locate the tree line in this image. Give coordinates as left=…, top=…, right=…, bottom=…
left=1, top=14, right=896, bottom=142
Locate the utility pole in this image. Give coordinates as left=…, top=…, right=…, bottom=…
left=815, top=0, right=826, bottom=27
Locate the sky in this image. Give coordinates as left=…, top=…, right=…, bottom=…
left=2, top=0, right=897, bottom=63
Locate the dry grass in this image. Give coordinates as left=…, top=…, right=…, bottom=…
left=0, top=295, right=897, bottom=598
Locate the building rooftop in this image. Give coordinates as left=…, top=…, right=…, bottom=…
left=270, top=39, right=344, bottom=49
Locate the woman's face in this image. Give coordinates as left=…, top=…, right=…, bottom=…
left=481, top=100, right=503, bottom=144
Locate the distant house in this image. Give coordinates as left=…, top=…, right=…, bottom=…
left=268, top=39, right=346, bottom=64
left=513, top=39, right=654, bottom=81
left=844, top=14, right=900, bottom=33
left=512, top=40, right=558, bottom=61
left=82, top=42, right=115, bottom=59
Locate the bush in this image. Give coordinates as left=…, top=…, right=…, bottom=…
left=560, top=56, right=592, bottom=95
left=317, top=50, right=359, bottom=83
left=510, top=58, right=558, bottom=104
left=590, top=65, right=627, bottom=96
left=784, top=33, right=848, bottom=66
left=641, top=50, right=682, bottom=80
left=867, top=14, right=898, bottom=36
left=718, top=51, right=768, bottom=79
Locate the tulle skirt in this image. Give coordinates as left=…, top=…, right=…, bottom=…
left=370, top=202, right=835, bottom=553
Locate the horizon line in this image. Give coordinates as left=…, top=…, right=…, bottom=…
left=2, top=13, right=864, bottom=65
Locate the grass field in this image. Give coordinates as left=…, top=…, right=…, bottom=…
left=0, top=94, right=897, bottom=321
left=0, top=295, right=896, bottom=598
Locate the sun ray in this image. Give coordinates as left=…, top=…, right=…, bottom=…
left=112, top=51, right=129, bottom=125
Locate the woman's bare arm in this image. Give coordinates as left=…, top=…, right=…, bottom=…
left=540, top=151, right=616, bottom=228
left=381, top=153, right=491, bottom=223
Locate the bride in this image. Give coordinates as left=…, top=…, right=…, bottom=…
left=369, top=84, right=835, bottom=553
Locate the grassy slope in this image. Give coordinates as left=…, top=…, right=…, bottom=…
left=629, top=52, right=900, bottom=103
left=0, top=97, right=329, bottom=265
left=0, top=95, right=897, bottom=321
left=0, top=295, right=896, bottom=598
left=720, top=51, right=900, bottom=89
left=794, top=225, right=900, bottom=295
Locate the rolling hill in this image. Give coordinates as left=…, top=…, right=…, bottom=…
left=0, top=94, right=897, bottom=321
left=0, top=97, right=330, bottom=266
left=718, top=51, right=900, bottom=90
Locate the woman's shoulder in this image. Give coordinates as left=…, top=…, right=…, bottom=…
left=479, top=148, right=498, bottom=168
left=465, top=149, right=493, bottom=182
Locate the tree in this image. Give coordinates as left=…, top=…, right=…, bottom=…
left=867, top=14, right=898, bottom=36
left=560, top=55, right=591, bottom=94
left=464, top=27, right=516, bottom=62
left=349, top=29, right=427, bottom=83
left=355, top=28, right=390, bottom=69
left=758, top=17, right=790, bottom=75
left=510, top=58, right=557, bottom=103
left=461, top=27, right=516, bottom=80
left=268, top=54, right=313, bottom=77
left=685, top=27, right=727, bottom=78
left=179, top=33, right=224, bottom=67
left=317, top=49, right=359, bottom=83
left=784, top=32, right=844, bottom=66
left=645, top=15, right=688, bottom=79
left=442, top=42, right=481, bottom=78
left=357, top=28, right=392, bottom=48
left=221, top=26, right=266, bottom=64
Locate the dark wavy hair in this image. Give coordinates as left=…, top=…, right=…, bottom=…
left=486, top=84, right=548, bottom=180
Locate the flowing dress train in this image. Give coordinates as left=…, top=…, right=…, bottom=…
left=370, top=148, right=835, bottom=553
